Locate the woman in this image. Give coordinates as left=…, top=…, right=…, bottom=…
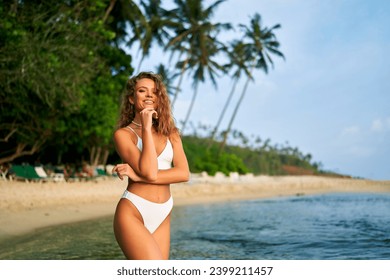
left=112, top=72, right=189, bottom=260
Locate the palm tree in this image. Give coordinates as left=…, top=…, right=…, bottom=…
left=180, top=36, right=227, bottom=133
left=219, top=13, right=285, bottom=152
left=129, top=0, right=175, bottom=72
left=102, top=0, right=146, bottom=48
left=208, top=40, right=252, bottom=148
left=164, top=0, right=231, bottom=132
left=155, top=63, right=178, bottom=97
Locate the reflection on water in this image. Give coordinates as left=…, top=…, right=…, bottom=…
left=0, top=216, right=123, bottom=260
left=1, top=193, right=389, bottom=260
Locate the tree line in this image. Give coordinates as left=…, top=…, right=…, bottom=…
left=182, top=124, right=335, bottom=177
left=1, top=0, right=327, bottom=177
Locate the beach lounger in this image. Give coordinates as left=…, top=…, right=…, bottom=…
left=0, top=169, right=7, bottom=181
left=34, top=166, right=49, bottom=180
left=10, top=165, right=48, bottom=182
left=50, top=172, right=65, bottom=182
left=95, top=167, right=108, bottom=180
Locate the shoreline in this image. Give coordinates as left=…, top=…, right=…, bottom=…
left=1, top=175, right=390, bottom=242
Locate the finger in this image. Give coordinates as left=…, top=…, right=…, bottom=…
left=141, top=108, right=156, bottom=115
left=143, top=109, right=158, bottom=119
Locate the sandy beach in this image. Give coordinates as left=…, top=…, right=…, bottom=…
left=1, top=173, right=390, bottom=242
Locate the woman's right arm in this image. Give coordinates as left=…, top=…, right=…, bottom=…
left=114, top=130, right=190, bottom=184
left=113, top=127, right=157, bottom=181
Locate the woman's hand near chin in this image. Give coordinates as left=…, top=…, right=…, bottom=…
left=140, top=108, right=157, bottom=128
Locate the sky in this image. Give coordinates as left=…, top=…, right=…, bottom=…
left=132, top=0, right=390, bottom=180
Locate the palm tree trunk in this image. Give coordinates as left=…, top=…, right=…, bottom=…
left=136, top=55, right=145, bottom=73
left=181, top=84, right=199, bottom=133
left=219, top=73, right=252, bottom=153
left=101, top=148, right=110, bottom=166
left=103, top=0, right=116, bottom=23
left=208, top=78, right=239, bottom=148
left=90, top=146, right=96, bottom=166
left=171, top=57, right=188, bottom=108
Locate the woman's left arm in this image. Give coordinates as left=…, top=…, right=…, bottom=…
left=152, top=132, right=190, bottom=184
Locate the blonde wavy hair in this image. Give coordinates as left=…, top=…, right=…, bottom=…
left=116, top=72, right=178, bottom=136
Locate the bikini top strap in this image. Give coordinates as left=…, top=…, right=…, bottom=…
left=126, top=125, right=141, bottom=139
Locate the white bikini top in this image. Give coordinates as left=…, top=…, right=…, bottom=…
left=127, top=126, right=173, bottom=170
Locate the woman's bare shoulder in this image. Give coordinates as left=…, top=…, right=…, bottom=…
left=114, top=127, right=130, bottom=138
left=114, top=127, right=136, bottom=144
left=168, top=130, right=183, bottom=144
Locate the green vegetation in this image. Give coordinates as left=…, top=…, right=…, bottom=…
left=183, top=135, right=249, bottom=176
left=1, top=0, right=132, bottom=166
left=182, top=127, right=325, bottom=176
left=0, top=1, right=340, bottom=177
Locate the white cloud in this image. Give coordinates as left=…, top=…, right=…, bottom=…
left=371, top=119, right=383, bottom=132
left=371, top=117, right=390, bottom=132
left=345, top=145, right=374, bottom=158
left=341, top=125, right=360, bottom=136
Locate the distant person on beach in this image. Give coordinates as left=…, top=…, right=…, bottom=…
left=112, top=72, right=190, bottom=260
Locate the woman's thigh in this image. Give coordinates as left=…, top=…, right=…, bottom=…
left=152, top=214, right=171, bottom=260
left=113, top=199, right=163, bottom=260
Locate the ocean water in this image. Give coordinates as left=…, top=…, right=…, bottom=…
left=0, top=193, right=389, bottom=260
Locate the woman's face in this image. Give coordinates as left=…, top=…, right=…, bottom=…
left=131, top=78, right=158, bottom=111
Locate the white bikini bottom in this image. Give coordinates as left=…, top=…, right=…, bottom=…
left=121, top=190, right=173, bottom=234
